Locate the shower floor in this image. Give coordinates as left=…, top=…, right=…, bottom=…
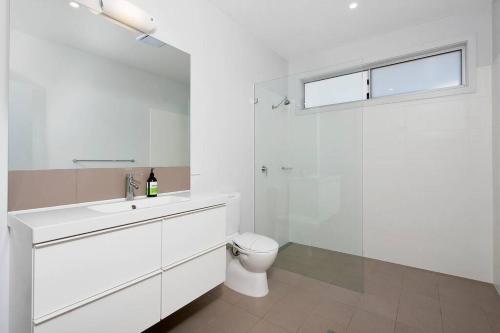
left=274, top=242, right=365, bottom=292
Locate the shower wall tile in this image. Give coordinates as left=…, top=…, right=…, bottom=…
left=8, top=166, right=190, bottom=211
left=362, top=69, right=493, bottom=282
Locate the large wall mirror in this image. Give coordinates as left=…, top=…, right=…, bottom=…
left=9, top=0, right=190, bottom=171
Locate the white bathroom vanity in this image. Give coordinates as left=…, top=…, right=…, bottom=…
left=9, top=193, right=228, bottom=333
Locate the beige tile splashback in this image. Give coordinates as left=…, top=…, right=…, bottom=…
left=8, top=167, right=190, bottom=211
left=8, top=170, right=78, bottom=211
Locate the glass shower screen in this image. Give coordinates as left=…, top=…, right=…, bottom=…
left=254, top=73, right=364, bottom=291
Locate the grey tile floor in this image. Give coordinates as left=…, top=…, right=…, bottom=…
left=274, top=243, right=366, bottom=292
left=145, top=243, right=500, bottom=333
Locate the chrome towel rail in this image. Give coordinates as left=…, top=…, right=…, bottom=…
left=72, top=159, right=135, bottom=163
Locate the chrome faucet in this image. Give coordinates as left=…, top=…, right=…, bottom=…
left=126, top=173, right=140, bottom=201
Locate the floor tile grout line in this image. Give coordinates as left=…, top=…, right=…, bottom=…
left=234, top=288, right=284, bottom=319
left=265, top=316, right=298, bottom=333
left=345, top=308, right=356, bottom=332
left=393, top=272, right=404, bottom=333
left=385, top=267, right=405, bottom=333
left=244, top=316, right=260, bottom=333
left=479, top=305, right=495, bottom=333
left=437, top=280, right=445, bottom=333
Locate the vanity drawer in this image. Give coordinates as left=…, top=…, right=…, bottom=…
left=33, top=221, right=162, bottom=319
left=161, top=246, right=226, bottom=318
left=34, top=273, right=161, bottom=333
left=162, top=206, right=226, bottom=267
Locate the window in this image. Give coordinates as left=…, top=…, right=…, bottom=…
left=303, top=47, right=465, bottom=109
left=304, top=71, right=369, bottom=109
left=371, top=50, right=462, bottom=98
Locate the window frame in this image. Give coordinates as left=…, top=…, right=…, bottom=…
left=301, top=43, right=467, bottom=111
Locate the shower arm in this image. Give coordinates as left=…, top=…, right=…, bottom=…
left=272, top=97, right=289, bottom=110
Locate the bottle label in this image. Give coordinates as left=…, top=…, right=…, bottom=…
left=148, top=182, right=158, bottom=196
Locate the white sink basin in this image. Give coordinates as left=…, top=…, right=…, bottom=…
left=89, top=196, right=190, bottom=213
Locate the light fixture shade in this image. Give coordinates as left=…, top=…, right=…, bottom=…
left=73, top=0, right=101, bottom=12
left=101, top=0, right=156, bottom=34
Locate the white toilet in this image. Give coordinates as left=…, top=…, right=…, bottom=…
left=225, top=193, right=279, bottom=297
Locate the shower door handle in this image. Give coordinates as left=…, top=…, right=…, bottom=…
left=261, top=165, right=268, bottom=176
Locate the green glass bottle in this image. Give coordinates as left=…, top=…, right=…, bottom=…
left=146, top=168, right=158, bottom=197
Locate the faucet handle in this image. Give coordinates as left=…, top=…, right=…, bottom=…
left=125, top=172, right=142, bottom=201
left=127, top=175, right=140, bottom=186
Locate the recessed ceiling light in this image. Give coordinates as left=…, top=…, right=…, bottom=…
left=69, top=1, right=80, bottom=9
left=349, top=2, right=358, bottom=9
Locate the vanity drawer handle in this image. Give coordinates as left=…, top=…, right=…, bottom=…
left=161, top=242, right=226, bottom=271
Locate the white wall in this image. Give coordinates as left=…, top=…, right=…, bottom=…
left=289, top=10, right=494, bottom=282
left=10, top=29, right=189, bottom=170
left=492, top=0, right=500, bottom=292
left=130, top=0, right=287, bottom=234
left=0, top=0, right=287, bottom=331
left=0, top=0, right=8, bottom=331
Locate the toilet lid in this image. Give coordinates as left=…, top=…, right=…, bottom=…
left=233, top=232, right=279, bottom=253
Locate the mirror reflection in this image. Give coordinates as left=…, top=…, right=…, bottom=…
left=9, top=0, right=190, bottom=170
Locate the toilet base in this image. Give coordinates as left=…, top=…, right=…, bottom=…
left=224, top=257, right=269, bottom=297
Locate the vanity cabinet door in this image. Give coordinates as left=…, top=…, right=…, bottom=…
left=162, top=206, right=226, bottom=268
left=33, top=221, right=162, bottom=319
left=34, top=273, right=161, bottom=333
left=161, top=246, right=226, bottom=318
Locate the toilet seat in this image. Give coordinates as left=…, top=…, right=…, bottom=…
left=233, top=232, right=279, bottom=254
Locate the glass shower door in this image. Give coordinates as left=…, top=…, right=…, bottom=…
left=255, top=74, right=364, bottom=291
left=254, top=82, right=291, bottom=247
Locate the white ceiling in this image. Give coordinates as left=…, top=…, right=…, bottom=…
left=12, top=0, right=190, bottom=84
left=209, top=0, right=492, bottom=60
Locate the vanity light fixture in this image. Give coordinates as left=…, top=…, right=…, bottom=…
left=100, top=0, right=156, bottom=34
left=69, top=1, right=80, bottom=9
left=71, top=0, right=156, bottom=34
left=349, top=2, right=359, bottom=9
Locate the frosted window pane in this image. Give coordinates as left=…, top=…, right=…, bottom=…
left=371, top=51, right=462, bottom=98
left=305, top=71, right=368, bottom=108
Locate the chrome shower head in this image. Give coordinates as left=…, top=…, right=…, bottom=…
left=272, top=97, right=290, bottom=110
